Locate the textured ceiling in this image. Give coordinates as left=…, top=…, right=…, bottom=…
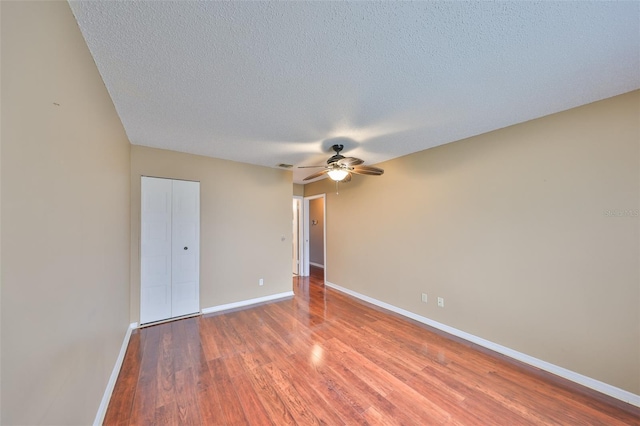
left=68, top=1, right=639, bottom=184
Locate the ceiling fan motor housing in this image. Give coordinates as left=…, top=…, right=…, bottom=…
left=327, top=144, right=345, bottom=164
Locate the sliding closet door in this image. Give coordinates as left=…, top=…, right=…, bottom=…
left=141, top=177, right=200, bottom=324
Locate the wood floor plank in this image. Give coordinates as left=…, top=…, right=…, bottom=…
left=321, top=337, right=398, bottom=397
left=237, top=343, right=273, bottom=374
left=198, top=315, right=222, bottom=361
left=413, top=363, right=524, bottom=425
left=283, top=350, right=371, bottom=425
left=249, top=312, right=298, bottom=358
left=361, top=405, right=405, bottom=426
left=260, top=362, right=325, bottom=425
left=244, top=365, right=297, bottom=425
left=193, top=357, right=225, bottom=425
left=103, top=331, right=141, bottom=425
left=174, top=367, right=203, bottom=425
left=156, top=326, right=176, bottom=410
left=209, top=357, right=249, bottom=425
left=104, top=266, right=640, bottom=425
left=231, top=372, right=274, bottom=426
left=128, top=325, right=162, bottom=426
left=154, top=401, right=178, bottom=425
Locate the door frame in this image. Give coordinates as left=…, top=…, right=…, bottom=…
left=140, top=176, right=201, bottom=325
left=303, top=193, right=326, bottom=280
left=292, top=196, right=303, bottom=275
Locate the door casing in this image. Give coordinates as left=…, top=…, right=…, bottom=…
left=140, top=176, right=200, bottom=324
left=293, top=196, right=303, bottom=275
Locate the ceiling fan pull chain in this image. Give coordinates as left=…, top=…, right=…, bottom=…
left=336, top=181, right=340, bottom=195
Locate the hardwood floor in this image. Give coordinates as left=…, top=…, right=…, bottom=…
left=105, top=267, right=640, bottom=425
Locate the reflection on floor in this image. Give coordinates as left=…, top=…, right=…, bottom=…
left=104, top=264, right=638, bottom=424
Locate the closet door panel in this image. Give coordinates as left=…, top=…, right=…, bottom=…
left=140, top=177, right=173, bottom=324
left=171, top=179, right=200, bottom=318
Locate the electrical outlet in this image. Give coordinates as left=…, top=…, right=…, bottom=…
left=259, top=278, right=264, bottom=286
left=437, top=297, right=444, bottom=308
left=421, top=293, right=428, bottom=303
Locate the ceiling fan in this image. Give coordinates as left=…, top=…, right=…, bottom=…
left=299, top=144, right=384, bottom=182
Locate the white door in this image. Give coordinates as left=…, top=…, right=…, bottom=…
left=141, top=177, right=172, bottom=324
left=171, top=180, right=200, bottom=317
left=141, top=177, right=200, bottom=324
left=292, top=199, right=300, bottom=274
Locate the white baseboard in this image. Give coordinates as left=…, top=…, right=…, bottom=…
left=325, top=281, right=640, bottom=408
left=201, top=291, right=294, bottom=315
left=93, top=322, right=138, bottom=426
left=309, top=262, right=324, bottom=268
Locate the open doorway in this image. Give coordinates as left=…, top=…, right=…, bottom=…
left=303, top=194, right=326, bottom=279
left=308, top=197, right=324, bottom=268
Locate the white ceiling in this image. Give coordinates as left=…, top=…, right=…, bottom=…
left=68, top=1, right=639, bottom=184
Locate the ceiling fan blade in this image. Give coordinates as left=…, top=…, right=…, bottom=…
left=337, top=157, right=364, bottom=167
left=342, top=173, right=352, bottom=183
left=298, top=165, right=326, bottom=169
left=303, top=169, right=329, bottom=181
left=351, top=165, right=384, bottom=176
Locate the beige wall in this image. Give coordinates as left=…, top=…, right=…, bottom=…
left=309, top=197, right=325, bottom=266
left=130, top=146, right=292, bottom=322
left=306, top=91, right=640, bottom=394
left=1, top=2, right=131, bottom=424
left=293, top=183, right=304, bottom=197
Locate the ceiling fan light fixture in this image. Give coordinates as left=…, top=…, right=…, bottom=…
left=300, top=144, right=383, bottom=182
left=327, top=169, right=349, bottom=181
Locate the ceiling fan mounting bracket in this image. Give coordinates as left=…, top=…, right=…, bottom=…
left=327, top=144, right=346, bottom=164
